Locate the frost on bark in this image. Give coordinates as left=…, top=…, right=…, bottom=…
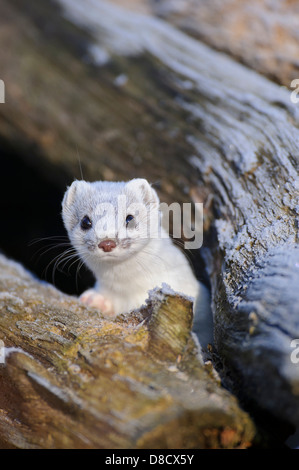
left=0, top=0, right=298, bottom=445
left=150, top=0, right=299, bottom=87
left=0, top=255, right=254, bottom=448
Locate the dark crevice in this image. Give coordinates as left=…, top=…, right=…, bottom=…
left=0, top=139, right=95, bottom=295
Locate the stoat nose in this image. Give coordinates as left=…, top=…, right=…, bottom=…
left=98, top=239, right=117, bottom=252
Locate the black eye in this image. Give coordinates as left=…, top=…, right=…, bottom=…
left=81, top=215, right=92, bottom=230
left=126, top=214, right=134, bottom=226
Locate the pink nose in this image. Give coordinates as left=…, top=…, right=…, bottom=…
left=98, top=239, right=117, bottom=252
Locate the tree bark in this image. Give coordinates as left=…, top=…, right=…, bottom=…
left=0, top=0, right=298, bottom=444
left=150, top=0, right=299, bottom=87
left=0, top=255, right=254, bottom=448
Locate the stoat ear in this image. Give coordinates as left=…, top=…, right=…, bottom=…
left=62, top=180, right=88, bottom=232
left=62, top=180, right=81, bottom=212
left=126, top=178, right=160, bottom=207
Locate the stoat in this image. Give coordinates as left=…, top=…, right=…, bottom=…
left=62, top=178, right=210, bottom=335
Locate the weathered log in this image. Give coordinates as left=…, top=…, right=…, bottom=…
left=0, top=254, right=254, bottom=448
left=0, top=0, right=298, bottom=445
left=150, top=0, right=299, bottom=87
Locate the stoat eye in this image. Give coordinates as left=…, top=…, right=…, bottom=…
left=80, top=215, right=92, bottom=230
left=126, top=214, right=134, bottom=227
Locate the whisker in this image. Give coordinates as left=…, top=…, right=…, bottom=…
left=57, top=252, right=79, bottom=273
left=51, top=251, right=82, bottom=286
left=29, top=233, right=93, bottom=290
left=28, top=235, right=69, bottom=246
left=66, top=255, right=83, bottom=273
left=75, top=258, right=88, bottom=292
left=42, top=247, right=78, bottom=283
left=76, top=144, right=84, bottom=180
left=31, top=243, right=72, bottom=261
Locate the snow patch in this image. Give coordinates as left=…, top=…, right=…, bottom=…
left=146, top=283, right=195, bottom=306
left=215, top=219, right=235, bottom=251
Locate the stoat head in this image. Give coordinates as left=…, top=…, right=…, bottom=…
left=62, top=178, right=161, bottom=267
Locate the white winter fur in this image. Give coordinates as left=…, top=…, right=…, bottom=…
left=62, top=178, right=209, bottom=328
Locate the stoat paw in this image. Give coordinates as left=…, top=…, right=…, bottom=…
left=79, top=289, right=115, bottom=316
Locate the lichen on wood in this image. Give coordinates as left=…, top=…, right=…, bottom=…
left=0, top=255, right=255, bottom=448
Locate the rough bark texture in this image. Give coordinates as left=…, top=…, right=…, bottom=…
left=0, top=255, right=254, bottom=449
left=150, top=0, right=299, bottom=87
left=0, top=0, right=298, bottom=447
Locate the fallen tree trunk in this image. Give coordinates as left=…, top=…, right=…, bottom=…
left=0, top=0, right=298, bottom=445
left=0, top=254, right=254, bottom=448
left=150, top=0, right=299, bottom=87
